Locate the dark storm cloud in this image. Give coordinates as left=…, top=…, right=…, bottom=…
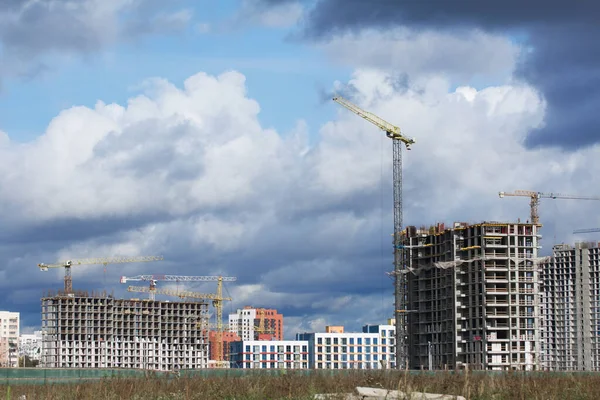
left=270, top=0, right=600, bottom=150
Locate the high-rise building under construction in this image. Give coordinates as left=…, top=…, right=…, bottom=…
left=404, top=221, right=543, bottom=370
left=540, top=242, right=600, bottom=371
left=40, top=291, right=210, bottom=370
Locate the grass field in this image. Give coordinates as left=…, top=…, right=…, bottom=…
left=3, top=370, right=600, bottom=399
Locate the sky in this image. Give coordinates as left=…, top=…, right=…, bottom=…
left=1, top=0, right=600, bottom=337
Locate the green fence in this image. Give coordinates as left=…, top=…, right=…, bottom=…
left=1, top=367, right=599, bottom=386
left=0, top=368, right=158, bottom=385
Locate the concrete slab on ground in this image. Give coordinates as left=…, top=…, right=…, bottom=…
left=314, top=387, right=466, bottom=400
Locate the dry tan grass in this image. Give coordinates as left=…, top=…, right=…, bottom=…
left=2, top=370, right=600, bottom=400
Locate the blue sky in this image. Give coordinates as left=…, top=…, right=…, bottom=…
left=0, top=0, right=347, bottom=144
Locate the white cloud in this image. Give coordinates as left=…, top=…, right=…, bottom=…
left=5, top=65, right=600, bottom=334
left=317, top=28, right=521, bottom=83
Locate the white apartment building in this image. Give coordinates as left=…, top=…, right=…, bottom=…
left=229, top=340, right=309, bottom=369
left=296, top=324, right=396, bottom=369
left=228, top=306, right=283, bottom=341
left=0, top=311, right=20, bottom=367
left=19, top=331, right=43, bottom=362
left=229, top=308, right=256, bottom=341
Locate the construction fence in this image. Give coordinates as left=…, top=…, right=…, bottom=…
left=0, top=368, right=314, bottom=385
left=1, top=368, right=595, bottom=386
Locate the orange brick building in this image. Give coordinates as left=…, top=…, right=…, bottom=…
left=254, top=308, right=284, bottom=341
left=208, top=331, right=240, bottom=362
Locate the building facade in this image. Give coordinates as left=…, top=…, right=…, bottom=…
left=208, top=330, right=240, bottom=364
left=297, top=324, right=396, bottom=369
left=228, top=306, right=283, bottom=341
left=0, top=311, right=20, bottom=367
left=229, top=340, right=309, bottom=369
left=19, top=331, right=43, bottom=362
left=41, top=292, right=209, bottom=371
left=404, top=221, right=542, bottom=371
left=541, top=242, right=600, bottom=371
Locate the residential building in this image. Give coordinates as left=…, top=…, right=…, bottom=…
left=208, top=330, right=240, bottom=363
left=0, top=337, right=9, bottom=367
left=41, top=291, right=209, bottom=370
left=540, top=242, right=600, bottom=371
left=296, top=323, right=396, bottom=369
left=229, top=340, right=309, bottom=369
left=19, top=331, right=43, bottom=362
left=0, top=311, right=20, bottom=367
left=228, top=306, right=283, bottom=341
left=404, top=221, right=542, bottom=371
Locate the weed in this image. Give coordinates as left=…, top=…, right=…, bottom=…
left=1, top=371, right=600, bottom=400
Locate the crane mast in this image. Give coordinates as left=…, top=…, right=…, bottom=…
left=213, top=276, right=229, bottom=368
left=333, top=95, right=415, bottom=369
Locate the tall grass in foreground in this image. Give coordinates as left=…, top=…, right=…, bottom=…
left=3, top=370, right=600, bottom=400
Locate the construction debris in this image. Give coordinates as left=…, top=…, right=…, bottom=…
left=314, top=386, right=466, bottom=399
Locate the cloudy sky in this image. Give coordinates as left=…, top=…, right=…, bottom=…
left=1, top=0, right=599, bottom=337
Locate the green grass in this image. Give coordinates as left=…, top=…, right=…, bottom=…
left=3, top=370, right=600, bottom=399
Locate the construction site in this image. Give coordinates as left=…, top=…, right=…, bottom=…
left=41, top=289, right=210, bottom=370
left=36, top=256, right=243, bottom=370
left=27, top=96, right=600, bottom=373
left=403, top=221, right=542, bottom=370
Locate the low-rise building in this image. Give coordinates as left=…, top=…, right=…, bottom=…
left=297, top=323, right=396, bottom=369
left=229, top=340, right=309, bottom=369
left=19, top=331, right=43, bottom=362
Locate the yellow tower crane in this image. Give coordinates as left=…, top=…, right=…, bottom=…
left=38, top=255, right=163, bottom=294
left=499, top=190, right=600, bottom=226
left=212, top=276, right=234, bottom=368
left=333, top=95, right=416, bottom=369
